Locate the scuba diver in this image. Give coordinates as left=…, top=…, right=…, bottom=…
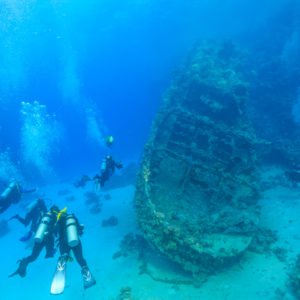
left=94, top=155, right=122, bottom=188
left=51, top=209, right=96, bottom=293
left=105, top=135, right=114, bottom=148
left=9, top=205, right=58, bottom=278
left=9, top=205, right=96, bottom=292
left=0, top=180, right=37, bottom=214
left=74, top=155, right=122, bottom=190
left=9, top=198, right=47, bottom=242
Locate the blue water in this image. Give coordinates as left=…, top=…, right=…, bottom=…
left=1, top=1, right=300, bottom=299
left=0, top=0, right=291, bottom=181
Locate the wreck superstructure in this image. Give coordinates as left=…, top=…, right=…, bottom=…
left=135, top=41, right=260, bottom=275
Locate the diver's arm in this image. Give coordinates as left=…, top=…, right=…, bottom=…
left=115, top=162, right=123, bottom=169
left=73, top=215, right=84, bottom=235
left=9, top=214, right=28, bottom=226
left=21, top=187, right=37, bottom=194
left=18, top=214, right=31, bottom=226
left=0, top=201, right=10, bottom=214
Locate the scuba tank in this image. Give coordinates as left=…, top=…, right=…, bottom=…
left=100, top=159, right=107, bottom=172
left=26, top=199, right=38, bottom=212
left=34, top=212, right=52, bottom=243
left=65, top=214, right=79, bottom=247
left=1, top=182, right=21, bottom=202
left=1, top=182, right=15, bottom=198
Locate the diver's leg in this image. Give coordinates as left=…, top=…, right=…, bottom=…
left=26, top=242, right=44, bottom=263
left=9, top=242, right=44, bottom=277
left=71, top=242, right=87, bottom=267
left=55, top=237, right=72, bottom=268
left=72, top=242, right=96, bottom=289
left=100, top=175, right=106, bottom=187
left=58, top=237, right=70, bottom=257
left=45, top=235, right=56, bottom=258
left=0, top=199, right=10, bottom=214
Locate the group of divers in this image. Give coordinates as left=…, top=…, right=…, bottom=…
left=0, top=135, right=123, bottom=293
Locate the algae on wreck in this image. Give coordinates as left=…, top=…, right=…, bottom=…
left=135, top=41, right=261, bottom=276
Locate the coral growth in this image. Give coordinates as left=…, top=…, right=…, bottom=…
left=116, top=287, right=133, bottom=300
left=102, top=216, right=118, bottom=227
left=89, top=203, right=102, bottom=215
left=112, top=233, right=146, bottom=260
left=288, top=255, right=300, bottom=299
left=135, top=40, right=260, bottom=275
left=84, top=191, right=101, bottom=205
left=249, top=228, right=278, bottom=253
left=84, top=191, right=102, bottom=214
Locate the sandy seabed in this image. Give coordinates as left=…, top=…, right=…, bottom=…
left=0, top=180, right=299, bottom=300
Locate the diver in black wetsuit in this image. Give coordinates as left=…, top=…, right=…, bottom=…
left=10, top=198, right=47, bottom=242
left=94, top=155, right=123, bottom=188
left=9, top=206, right=96, bottom=289
left=0, top=181, right=37, bottom=214
left=74, top=155, right=122, bottom=190
left=105, top=135, right=114, bottom=148
left=9, top=205, right=58, bottom=278
left=55, top=211, right=96, bottom=289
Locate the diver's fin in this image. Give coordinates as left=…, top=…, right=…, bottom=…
left=8, top=271, right=18, bottom=278
left=8, top=259, right=27, bottom=278
left=19, top=231, right=33, bottom=242
left=50, top=256, right=67, bottom=295
left=81, top=266, right=96, bottom=289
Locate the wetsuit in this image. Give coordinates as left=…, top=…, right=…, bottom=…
left=13, top=199, right=47, bottom=241
left=95, top=157, right=122, bottom=187
left=9, top=211, right=56, bottom=278
left=0, top=182, right=36, bottom=214
left=56, top=214, right=87, bottom=267
left=55, top=213, right=96, bottom=289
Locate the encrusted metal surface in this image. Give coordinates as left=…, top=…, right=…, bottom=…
left=135, top=41, right=260, bottom=275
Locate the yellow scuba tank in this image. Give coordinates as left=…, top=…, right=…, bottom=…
left=65, top=214, right=79, bottom=247
left=34, top=212, right=52, bottom=243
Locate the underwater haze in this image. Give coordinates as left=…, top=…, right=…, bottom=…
left=1, top=0, right=300, bottom=299
left=0, top=0, right=289, bottom=182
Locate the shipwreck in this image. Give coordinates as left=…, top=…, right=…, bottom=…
left=135, top=41, right=260, bottom=275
